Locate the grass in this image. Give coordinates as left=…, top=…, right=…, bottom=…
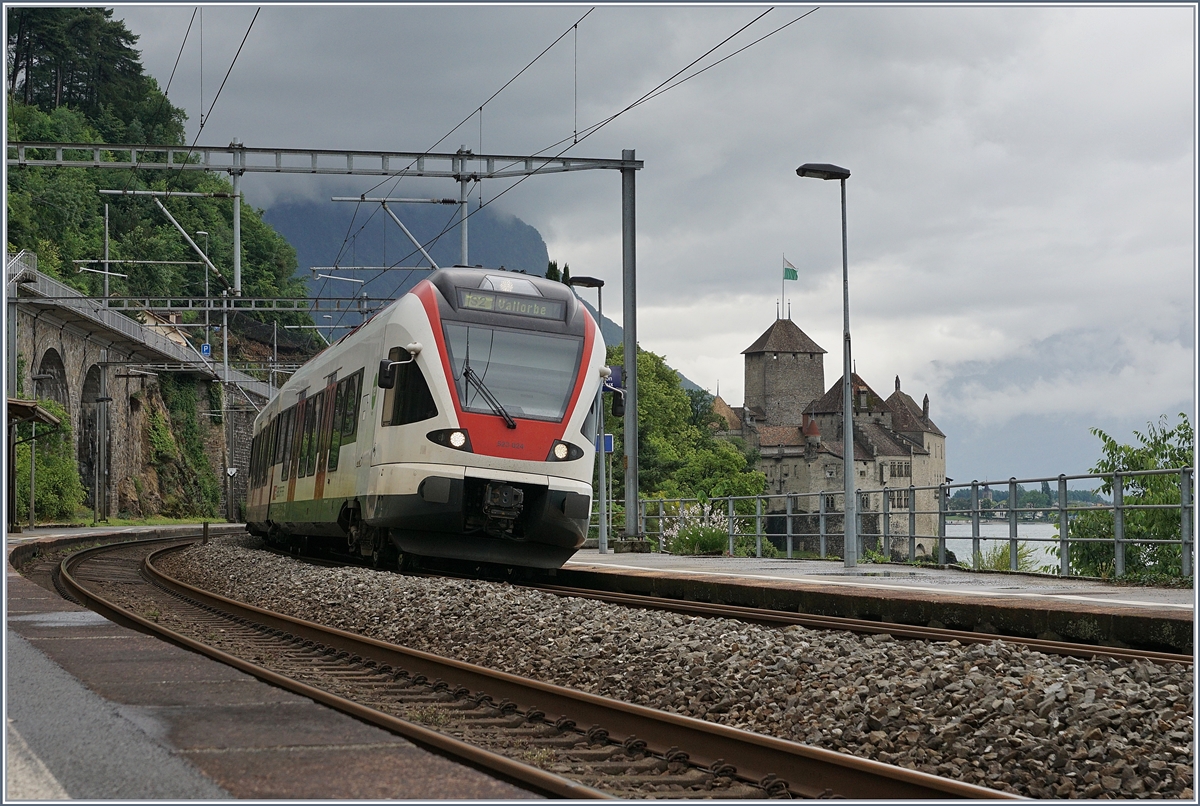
left=49, top=509, right=225, bottom=528
left=975, top=541, right=1038, bottom=572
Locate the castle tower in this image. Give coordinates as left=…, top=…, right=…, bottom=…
left=741, top=319, right=826, bottom=427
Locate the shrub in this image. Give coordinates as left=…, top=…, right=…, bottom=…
left=13, top=398, right=85, bottom=522
left=976, top=540, right=1037, bottom=572
left=668, top=524, right=728, bottom=555
left=1051, top=414, right=1194, bottom=580
left=733, top=532, right=779, bottom=558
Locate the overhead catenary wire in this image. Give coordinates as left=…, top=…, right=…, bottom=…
left=320, top=11, right=596, bottom=312
left=166, top=6, right=261, bottom=190
left=116, top=8, right=199, bottom=196
left=322, top=7, right=817, bottom=335
left=420, top=7, right=821, bottom=251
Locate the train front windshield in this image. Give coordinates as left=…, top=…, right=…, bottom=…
left=443, top=323, right=583, bottom=422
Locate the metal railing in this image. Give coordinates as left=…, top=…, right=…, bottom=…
left=592, top=468, right=1195, bottom=579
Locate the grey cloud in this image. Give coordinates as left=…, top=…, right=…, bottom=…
left=108, top=4, right=1194, bottom=477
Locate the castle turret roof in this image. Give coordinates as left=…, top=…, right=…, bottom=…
left=885, top=387, right=945, bottom=437
left=742, top=318, right=826, bottom=355
left=803, top=373, right=887, bottom=415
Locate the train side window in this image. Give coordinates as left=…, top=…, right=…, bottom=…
left=258, top=430, right=266, bottom=484
left=274, top=408, right=288, bottom=467
left=328, top=382, right=346, bottom=472
left=269, top=417, right=279, bottom=475
left=298, top=398, right=315, bottom=478
left=304, top=391, right=325, bottom=477
left=291, top=401, right=305, bottom=479
left=342, top=369, right=362, bottom=442
left=299, top=398, right=314, bottom=478
left=280, top=406, right=296, bottom=481
left=381, top=348, right=437, bottom=427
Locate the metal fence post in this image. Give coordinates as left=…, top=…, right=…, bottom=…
left=786, top=495, right=793, bottom=559
left=882, top=487, right=890, bottom=561
left=1113, top=473, right=1125, bottom=578
left=1182, top=468, right=1193, bottom=577
left=727, top=496, right=735, bottom=557
left=1058, top=475, right=1070, bottom=577
left=970, top=480, right=980, bottom=570
left=203, top=521, right=209, bottom=545
left=1008, top=478, right=1018, bottom=572
left=938, top=484, right=947, bottom=565
left=755, top=496, right=763, bottom=558
left=819, top=494, right=827, bottom=559
left=657, top=498, right=665, bottom=552
left=856, top=494, right=864, bottom=559
left=639, top=499, right=647, bottom=538
left=908, top=484, right=916, bottom=562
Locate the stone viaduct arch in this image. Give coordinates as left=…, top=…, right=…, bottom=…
left=8, top=258, right=270, bottom=521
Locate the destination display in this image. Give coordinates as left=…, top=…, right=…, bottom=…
left=458, top=289, right=565, bottom=320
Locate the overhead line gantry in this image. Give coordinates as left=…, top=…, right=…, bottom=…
left=7, top=139, right=647, bottom=541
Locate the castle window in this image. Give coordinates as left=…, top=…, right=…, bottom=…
left=888, top=489, right=911, bottom=509
left=889, top=461, right=911, bottom=477
left=824, top=494, right=837, bottom=511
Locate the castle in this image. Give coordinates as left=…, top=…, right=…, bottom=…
left=714, top=317, right=946, bottom=547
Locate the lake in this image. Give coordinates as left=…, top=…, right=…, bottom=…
left=943, top=521, right=1060, bottom=570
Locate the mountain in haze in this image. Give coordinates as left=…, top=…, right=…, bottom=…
left=263, top=199, right=550, bottom=306
left=262, top=198, right=700, bottom=390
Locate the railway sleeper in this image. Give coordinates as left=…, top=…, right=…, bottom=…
left=454, top=715, right=529, bottom=728
left=577, top=770, right=718, bottom=789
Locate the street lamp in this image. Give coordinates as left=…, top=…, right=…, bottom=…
left=795, top=162, right=858, bottom=568
left=568, top=275, right=609, bottom=553
left=28, top=373, right=53, bottom=528
left=196, top=231, right=210, bottom=353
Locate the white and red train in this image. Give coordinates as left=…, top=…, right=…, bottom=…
left=245, top=267, right=606, bottom=568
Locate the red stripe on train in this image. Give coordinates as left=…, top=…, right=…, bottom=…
left=413, top=280, right=595, bottom=461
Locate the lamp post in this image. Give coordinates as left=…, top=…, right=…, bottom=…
left=795, top=162, right=857, bottom=568
left=28, top=373, right=53, bottom=528
left=568, top=275, right=608, bottom=553
left=196, top=231, right=210, bottom=353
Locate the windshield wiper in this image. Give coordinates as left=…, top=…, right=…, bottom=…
left=463, top=363, right=516, bottom=429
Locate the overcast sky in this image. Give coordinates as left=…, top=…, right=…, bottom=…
left=112, top=3, right=1197, bottom=481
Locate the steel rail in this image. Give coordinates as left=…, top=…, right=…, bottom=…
left=56, top=539, right=606, bottom=800
left=525, top=583, right=1193, bottom=666
left=59, top=537, right=1014, bottom=800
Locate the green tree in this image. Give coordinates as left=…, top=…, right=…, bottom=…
left=5, top=8, right=170, bottom=137
left=13, top=398, right=86, bottom=522
left=545, top=259, right=561, bottom=282
left=1057, top=414, right=1195, bottom=580
left=602, top=344, right=764, bottom=504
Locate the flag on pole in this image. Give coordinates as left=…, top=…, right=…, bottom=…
left=783, top=257, right=798, bottom=281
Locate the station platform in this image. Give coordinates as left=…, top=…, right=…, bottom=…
left=562, top=549, right=1194, bottom=655
left=4, top=525, right=537, bottom=800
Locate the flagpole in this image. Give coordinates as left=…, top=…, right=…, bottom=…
left=781, top=253, right=785, bottom=319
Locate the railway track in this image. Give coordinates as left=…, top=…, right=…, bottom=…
left=56, top=535, right=1014, bottom=800
left=519, top=582, right=1194, bottom=667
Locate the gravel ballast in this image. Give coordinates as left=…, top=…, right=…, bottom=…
left=159, top=536, right=1195, bottom=799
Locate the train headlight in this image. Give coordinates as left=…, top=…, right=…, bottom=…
left=546, top=440, right=584, bottom=462
left=427, top=429, right=473, bottom=452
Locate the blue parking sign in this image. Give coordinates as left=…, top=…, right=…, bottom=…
left=201, top=343, right=211, bottom=357
left=595, top=433, right=613, bottom=453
